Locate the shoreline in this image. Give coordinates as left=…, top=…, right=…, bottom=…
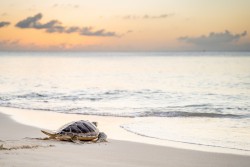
left=1, top=110, right=250, bottom=167
left=1, top=106, right=250, bottom=156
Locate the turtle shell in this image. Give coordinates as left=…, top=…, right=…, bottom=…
left=56, top=120, right=99, bottom=140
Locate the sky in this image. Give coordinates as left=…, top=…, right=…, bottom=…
left=0, top=0, right=249, bottom=51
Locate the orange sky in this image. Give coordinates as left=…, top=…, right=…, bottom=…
left=0, top=0, right=249, bottom=51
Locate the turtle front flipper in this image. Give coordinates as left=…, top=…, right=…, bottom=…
left=70, top=136, right=83, bottom=144
left=41, top=130, right=57, bottom=139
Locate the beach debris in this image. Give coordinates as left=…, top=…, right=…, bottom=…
left=41, top=120, right=107, bottom=143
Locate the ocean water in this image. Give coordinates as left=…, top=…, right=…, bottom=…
left=0, top=52, right=250, bottom=152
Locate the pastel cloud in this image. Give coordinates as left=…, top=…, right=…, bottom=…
left=0, top=21, right=10, bottom=28
left=0, top=39, right=20, bottom=50
left=16, top=13, right=60, bottom=29
left=123, top=14, right=173, bottom=20
left=179, top=30, right=247, bottom=46
left=1, top=13, right=8, bottom=17
left=52, top=4, right=79, bottom=9
left=79, top=27, right=117, bottom=37
left=15, top=13, right=117, bottom=37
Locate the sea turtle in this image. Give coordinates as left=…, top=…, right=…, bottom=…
left=41, top=120, right=107, bottom=143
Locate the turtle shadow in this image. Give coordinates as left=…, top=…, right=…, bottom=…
left=26, top=137, right=108, bottom=145
left=0, top=139, right=55, bottom=151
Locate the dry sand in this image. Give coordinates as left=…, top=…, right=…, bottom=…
left=1, top=111, right=250, bottom=167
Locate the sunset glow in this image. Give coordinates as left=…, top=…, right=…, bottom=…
left=0, top=0, right=249, bottom=51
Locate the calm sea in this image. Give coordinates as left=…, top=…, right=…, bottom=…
left=0, top=52, right=250, bottom=152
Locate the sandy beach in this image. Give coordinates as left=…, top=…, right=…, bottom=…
left=1, top=109, right=250, bottom=167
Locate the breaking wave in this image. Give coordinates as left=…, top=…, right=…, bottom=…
left=0, top=89, right=249, bottom=118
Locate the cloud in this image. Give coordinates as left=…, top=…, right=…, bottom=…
left=0, top=39, right=112, bottom=51
left=0, top=39, right=21, bottom=50
left=52, top=4, right=80, bottom=9
left=123, top=14, right=173, bottom=20
left=15, top=13, right=117, bottom=37
left=1, top=13, right=8, bottom=17
left=178, top=30, right=249, bottom=51
left=52, top=4, right=58, bottom=8
left=16, top=13, right=61, bottom=29
left=46, top=25, right=65, bottom=33
left=0, top=40, right=18, bottom=45
left=79, top=27, right=116, bottom=37
left=178, top=30, right=247, bottom=50
left=45, top=26, right=116, bottom=37
left=0, top=21, right=10, bottom=28
left=143, top=14, right=172, bottom=19
left=64, top=26, right=80, bottom=33
left=74, top=5, right=80, bottom=8
left=123, top=15, right=140, bottom=20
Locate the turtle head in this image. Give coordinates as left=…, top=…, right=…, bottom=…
left=96, top=132, right=107, bottom=142
left=92, top=122, right=98, bottom=127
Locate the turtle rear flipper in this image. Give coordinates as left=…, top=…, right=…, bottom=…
left=41, top=130, right=56, bottom=139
